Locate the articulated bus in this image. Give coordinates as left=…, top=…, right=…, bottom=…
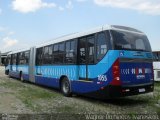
left=5, top=25, right=154, bottom=99
left=153, top=51, right=160, bottom=81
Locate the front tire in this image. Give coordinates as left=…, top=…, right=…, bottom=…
left=61, top=77, right=72, bottom=97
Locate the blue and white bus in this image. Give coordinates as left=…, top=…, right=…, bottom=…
left=5, top=25, right=154, bottom=98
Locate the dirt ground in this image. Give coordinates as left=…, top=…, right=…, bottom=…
left=0, top=66, right=160, bottom=119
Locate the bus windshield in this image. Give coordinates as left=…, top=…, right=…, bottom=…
left=111, top=30, right=152, bottom=52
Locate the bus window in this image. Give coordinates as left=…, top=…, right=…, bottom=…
left=135, top=39, right=145, bottom=50
left=59, top=42, right=65, bottom=63
left=53, top=43, right=65, bottom=64
left=18, top=51, right=29, bottom=65
left=12, top=54, right=17, bottom=65
left=48, top=45, right=53, bottom=64
left=19, top=52, right=25, bottom=65
left=43, top=46, right=49, bottom=64
left=96, top=32, right=107, bottom=61
left=111, top=30, right=151, bottom=52
left=65, top=40, right=76, bottom=64
left=79, top=38, right=86, bottom=64
left=25, top=51, right=29, bottom=64
left=36, top=48, right=43, bottom=65
left=88, top=36, right=95, bottom=64
left=78, top=35, right=95, bottom=64
left=53, top=44, right=59, bottom=64
left=5, top=55, right=11, bottom=66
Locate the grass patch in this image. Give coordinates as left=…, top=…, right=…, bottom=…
left=57, top=105, right=74, bottom=113
left=19, top=87, right=59, bottom=100
left=16, top=86, right=60, bottom=111
left=0, top=79, right=23, bottom=89
left=0, top=77, right=61, bottom=111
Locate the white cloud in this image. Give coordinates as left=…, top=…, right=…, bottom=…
left=12, top=0, right=57, bottom=13
left=2, top=37, right=18, bottom=48
left=94, top=0, right=160, bottom=15
left=66, top=1, right=73, bottom=9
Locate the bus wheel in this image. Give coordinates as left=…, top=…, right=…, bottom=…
left=5, top=70, right=9, bottom=75
left=20, top=72, right=24, bottom=82
left=61, top=77, right=72, bottom=97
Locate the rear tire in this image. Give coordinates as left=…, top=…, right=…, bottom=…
left=5, top=70, right=9, bottom=75
left=61, top=77, right=72, bottom=97
left=20, top=72, right=24, bottom=82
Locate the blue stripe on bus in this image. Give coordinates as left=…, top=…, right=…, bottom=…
left=35, top=76, right=59, bottom=88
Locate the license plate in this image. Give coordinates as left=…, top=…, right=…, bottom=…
left=139, top=88, right=145, bottom=93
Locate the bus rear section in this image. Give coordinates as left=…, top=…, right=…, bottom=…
left=107, top=27, right=154, bottom=98
left=108, top=54, right=154, bottom=98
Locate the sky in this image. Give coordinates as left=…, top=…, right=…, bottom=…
left=0, top=0, right=160, bottom=53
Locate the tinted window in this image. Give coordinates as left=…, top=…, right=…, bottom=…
left=18, top=51, right=30, bottom=65
left=12, top=54, right=17, bottom=65
left=43, top=46, right=50, bottom=64
left=59, top=43, right=64, bottom=53
left=48, top=45, right=53, bottom=55
left=78, top=35, right=95, bottom=64
left=36, top=48, right=43, bottom=65
left=48, top=45, right=53, bottom=64
left=53, top=44, right=59, bottom=64
left=19, top=52, right=25, bottom=65
left=88, top=36, right=95, bottom=64
left=65, top=40, right=76, bottom=64
left=79, top=38, right=86, bottom=64
left=58, top=43, right=65, bottom=63
left=54, top=44, right=58, bottom=52
left=53, top=43, right=65, bottom=64
left=43, top=45, right=53, bottom=65
left=44, top=46, right=49, bottom=56
left=96, top=32, right=107, bottom=61
left=111, top=30, right=152, bottom=52
left=25, top=51, right=29, bottom=64
left=6, top=55, right=11, bottom=65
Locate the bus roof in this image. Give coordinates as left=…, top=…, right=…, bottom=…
left=8, top=47, right=30, bottom=55
left=36, top=24, right=145, bottom=48
left=8, top=24, right=145, bottom=54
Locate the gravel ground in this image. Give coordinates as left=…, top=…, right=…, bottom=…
left=0, top=66, right=160, bottom=119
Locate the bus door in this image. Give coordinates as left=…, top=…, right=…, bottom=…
left=78, top=36, right=95, bottom=80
